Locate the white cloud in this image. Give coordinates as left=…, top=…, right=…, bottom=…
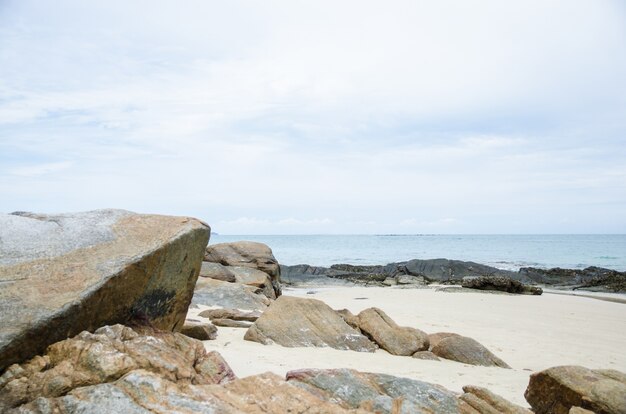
left=0, top=1, right=625, bottom=233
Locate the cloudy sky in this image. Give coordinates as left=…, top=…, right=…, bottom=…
left=1, top=1, right=625, bottom=234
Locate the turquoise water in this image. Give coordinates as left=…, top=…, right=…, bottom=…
left=209, top=234, right=626, bottom=271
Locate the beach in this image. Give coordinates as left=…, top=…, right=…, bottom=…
left=192, top=286, right=626, bottom=407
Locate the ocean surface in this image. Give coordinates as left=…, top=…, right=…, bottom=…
left=209, top=234, right=626, bottom=271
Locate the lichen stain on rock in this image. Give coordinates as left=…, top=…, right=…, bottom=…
left=130, top=288, right=176, bottom=321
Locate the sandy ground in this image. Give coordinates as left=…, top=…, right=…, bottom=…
left=190, top=286, right=626, bottom=407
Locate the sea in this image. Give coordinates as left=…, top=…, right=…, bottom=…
left=209, top=234, right=626, bottom=272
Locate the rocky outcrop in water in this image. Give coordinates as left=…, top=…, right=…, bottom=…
left=0, top=209, right=210, bottom=373
left=283, top=259, right=625, bottom=292
left=519, top=266, right=626, bottom=292
left=281, top=259, right=517, bottom=287
left=462, top=276, right=543, bottom=295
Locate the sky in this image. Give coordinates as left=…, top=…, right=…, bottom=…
left=1, top=0, right=625, bottom=234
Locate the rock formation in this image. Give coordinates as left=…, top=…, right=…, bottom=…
left=192, top=278, right=270, bottom=312
left=524, top=365, right=626, bottom=414
left=462, top=276, right=543, bottom=295
left=0, top=209, right=210, bottom=372
left=204, top=241, right=282, bottom=297
left=244, top=296, right=377, bottom=352
left=430, top=334, right=511, bottom=368
left=0, top=325, right=236, bottom=412
left=356, top=307, right=429, bottom=356
left=286, top=368, right=465, bottom=413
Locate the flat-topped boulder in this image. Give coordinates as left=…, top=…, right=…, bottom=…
left=0, top=209, right=210, bottom=372
left=244, top=296, right=377, bottom=352
left=524, top=365, right=626, bottom=414
left=205, top=241, right=281, bottom=297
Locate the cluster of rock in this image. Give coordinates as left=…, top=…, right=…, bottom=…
left=242, top=295, right=511, bottom=369
left=281, top=258, right=626, bottom=294
left=462, top=276, right=543, bottom=295
left=1, top=209, right=625, bottom=413
left=3, top=323, right=623, bottom=413
left=282, top=260, right=545, bottom=295
left=519, top=266, right=626, bottom=293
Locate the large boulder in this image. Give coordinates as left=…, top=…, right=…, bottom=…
left=462, top=276, right=543, bottom=295
left=518, top=266, right=626, bottom=292
left=0, top=324, right=236, bottom=412
left=205, top=241, right=281, bottom=297
left=356, top=307, right=429, bottom=356
left=198, top=262, right=236, bottom=283
left=192, top=278, right=270, bottom=312
left=524, top=365, right=626, bottom=414
left=430, top=334, right=511, bottom=368
left=286, top=368, right=464, bottom=413
left=229, top=266, right=277, bottom=299
left=0, top=209, right=210, bottom=373
left=244, top=296, right=377, bottom=352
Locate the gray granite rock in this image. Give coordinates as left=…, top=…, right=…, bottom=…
left=0, top=210, right=210, bottom=373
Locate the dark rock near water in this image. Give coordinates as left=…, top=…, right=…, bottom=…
left=462, top=276, right=543, bottom=295
left=0, top=209, right=210, bottom=373
left=283, top=259, right=625, bottom=292
left=524, top=365, right=626, bottom=414
left=519, top=266, right=626, bottom=292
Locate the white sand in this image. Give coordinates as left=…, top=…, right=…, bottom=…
left=191, top=286, right=626, bottom=407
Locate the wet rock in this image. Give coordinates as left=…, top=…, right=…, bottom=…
left=519, top=266, right=626, bottom=292
left=0, top=324, right=236, bottom=412
left=205, top=241, right=281, bottom=297
left=396, top=275, right=426, bottom=285
left=199, top=262, right=236, bottom=282
left=192, top=278, right=269, bottom=312
left=244, top=296, right=377, bottom=352
left=0, top=209, right=210, bottom=373
left=460, top=385, right=532, bottom=413
left=356, top=308, right=429, bottom=356
left=462, top=276, right=542, bottom=295
left=431, top=335, right=511, bottom=368
left=524, top=365, right=626, bottom=414
left=180, top=320, right=217, bottom=340
left=287, top=368, right=464, bottom=413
